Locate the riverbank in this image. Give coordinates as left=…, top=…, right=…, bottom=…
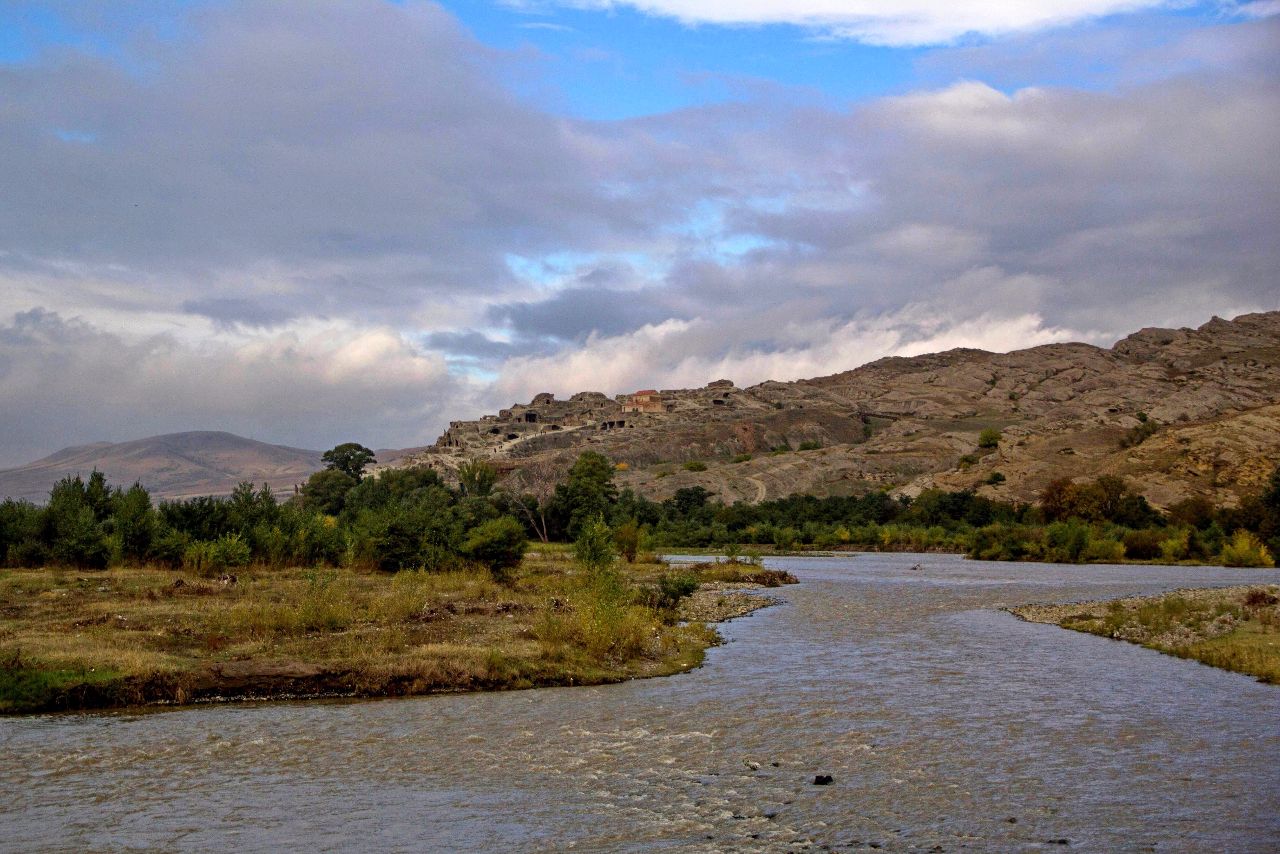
left=1009, top=584, right=1280, bottom=683
left=0, top=554, right=793, bottom=714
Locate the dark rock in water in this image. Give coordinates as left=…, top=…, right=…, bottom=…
left=910, top=563, right=923, bottom=571
left=813, top=774, right=834, bottom=785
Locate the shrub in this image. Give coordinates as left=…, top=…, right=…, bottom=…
left=1046, top=520, right=1090, bottom=563
left=1243, top=588, right=1278, bottom=607
left=1084, top=538, right=1126, bottom=563
left=797, top=440, right=823, bottom=451
left=1160, top=530, right=1190, bottom=562
left=985, top=472, right=1006, bottom=485
left=978, top=428, right=1001, bottom=449
left=1221, top=530, right=1275, bottom=568
left=731, top=453, right=753, bottom=463
left=460, top=516, right=527, bottom=581
left=772, top=526, right=799, bottom=551
left=1119, top=419, right=1159, bottom=449
left=682, top=461, right=707, bottom=472
left=613, top=520, right=641, bottom=563
left=654, top=572, right=698, bottom=610
left=1123, top=529, right=1164, bottom=561
left=574, top=517, right=617, bottom=576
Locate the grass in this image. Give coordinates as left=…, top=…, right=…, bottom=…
left=1048, top=586, right=1280, bottom=684
left=0, top=552, right=732, bottom=714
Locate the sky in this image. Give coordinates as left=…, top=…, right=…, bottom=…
left=0, top=0, right=1277, bottom=466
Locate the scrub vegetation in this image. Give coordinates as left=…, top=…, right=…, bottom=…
left=0, top=543, right=739, bottom=714
left=1011, top=586, right=1280, bottom=684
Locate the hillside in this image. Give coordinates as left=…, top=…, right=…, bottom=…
left=0, top=432, right=322, bottom=503
left=402, top=311, right=1280, bottom=509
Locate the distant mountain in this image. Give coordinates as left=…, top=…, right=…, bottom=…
left=0, top=431, right=323, bottom=503
left=404, top=311, right=1280, bottom=509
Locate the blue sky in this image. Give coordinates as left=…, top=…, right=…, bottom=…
left=2, top=1, right=1264, bottom=117
left=0, top=1, right=1276, bottom=462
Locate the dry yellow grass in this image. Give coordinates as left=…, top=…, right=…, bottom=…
left=0, top=554, right=722, bottom=713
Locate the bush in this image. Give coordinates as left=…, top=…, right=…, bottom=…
left=1221, top=530, right=1275, bottom=568
left=731, top=453, right=753, bottom=463
left=460, top=516, right=527, bottom=581
left=682, top=461, right=707, bottom=472
left=1119, top=419, right=1159, bottom=449
left=1123, top=529, right=1165, bottom=561
left=653, top=572, right=698, bottom=610
left=574, top=517, right=617, bottom=576
left=797, top=440, right=823, bottom=451
left=613, top=520, right=641, bottom=563
left=978, top=428, right=1001, bottom=449
left=1084, top=538, right=1126, bottom=563
left=985, top=472, right=1006, bottom=485
left=183, top=533, right=250, bottom=576
left=1046, top=520, right=1090, bottom=563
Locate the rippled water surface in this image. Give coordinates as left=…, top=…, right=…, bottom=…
left=4, top=554, right=1279, bottom=852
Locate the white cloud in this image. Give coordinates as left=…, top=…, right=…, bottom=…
left=493, top=304, right=1087, bottom=400
left=533, top=1, right=1181, bottom=45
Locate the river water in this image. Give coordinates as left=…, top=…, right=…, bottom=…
left=3, top=553, right=1279, bottom=852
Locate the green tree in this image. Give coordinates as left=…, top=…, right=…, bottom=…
left=300, top=469, right=358, bottom=515
left=113, top=483, right=155, bottom=561
left=45, top=474, right=110, bottom=568
left=555, top=452, right=618, bottom=538
left=321, top=442, right=377, bottom=481
left=978, top=428, right=1002, bottom=449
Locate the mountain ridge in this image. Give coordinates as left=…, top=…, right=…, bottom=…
left=403, top=310, right=1280, bottom=508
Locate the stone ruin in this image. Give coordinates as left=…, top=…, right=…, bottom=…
left=430, top=380, right=755, bottom=456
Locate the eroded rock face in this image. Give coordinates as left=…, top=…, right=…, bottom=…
left=402, top=311, right=1280, bottom=508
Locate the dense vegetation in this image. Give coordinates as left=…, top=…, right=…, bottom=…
left=1, top=446, right=1277, bottom=571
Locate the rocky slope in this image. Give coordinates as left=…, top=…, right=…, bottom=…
left=403, top=311, right=1280, bottom=508
left=0, top=432, right=322, bottom=503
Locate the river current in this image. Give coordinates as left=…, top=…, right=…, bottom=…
left=3, top=553, right=1278, bottom=852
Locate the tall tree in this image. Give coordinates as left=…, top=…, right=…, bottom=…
left=321, top=442, right=377, bottom=481
left=555, top=452, right=618, bottom=538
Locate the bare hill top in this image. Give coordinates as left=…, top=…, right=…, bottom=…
left=0, top=431, right=322, bottom=503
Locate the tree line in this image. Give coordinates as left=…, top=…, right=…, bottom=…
left=1, top=445, right=1276, bottom=571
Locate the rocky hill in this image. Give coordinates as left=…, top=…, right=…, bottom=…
left=402, top=311, right=1280, bottom=509
left=0, top=432, right=323, bottom=503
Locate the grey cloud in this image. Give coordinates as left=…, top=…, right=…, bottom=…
left=180, top=297, right=296, bottom=328
left=488, top=283, right=682, bottom=342
left=0, top=308, right=462, bottom=468
left=0, top=1, right=642, bottom=319
left=423, top=330, right=521, bottom=361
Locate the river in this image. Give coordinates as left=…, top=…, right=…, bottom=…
left=3, top=553, right=1278, bottom=852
